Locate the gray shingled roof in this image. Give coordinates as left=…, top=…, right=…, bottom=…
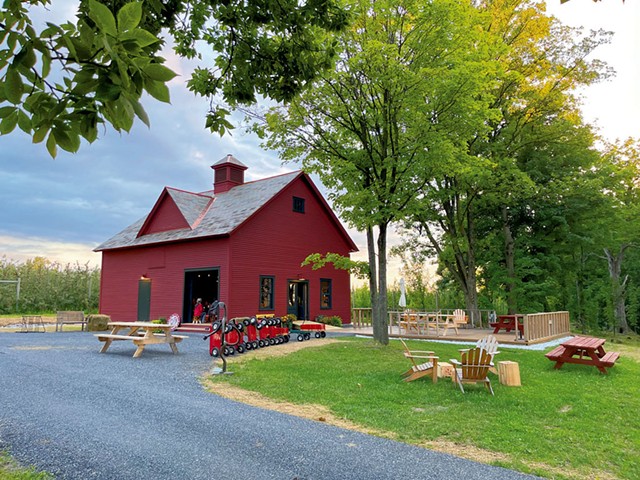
left=95, top=171, right=301, bottom=251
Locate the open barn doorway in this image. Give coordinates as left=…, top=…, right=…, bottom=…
left=183, top=268, right=219, bottom=323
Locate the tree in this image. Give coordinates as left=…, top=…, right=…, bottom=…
left=262, top=0, right=497, bottom=344
left=398, top=0, right=611, bottom=321
left=595, top=139, right=640, bottom=333
left=0, top=0, right=348, bottom=156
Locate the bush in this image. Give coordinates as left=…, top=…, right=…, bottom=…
left=315, top=315, right=342, bottom=327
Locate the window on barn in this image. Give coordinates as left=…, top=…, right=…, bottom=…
left=259, top=276, right=275, bottom=310
left=320, top=279, right=332, bottom=309
left=293, top=196, right=305, bottom=213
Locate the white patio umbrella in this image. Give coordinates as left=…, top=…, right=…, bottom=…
left=398, top=277, right=407, bottom=308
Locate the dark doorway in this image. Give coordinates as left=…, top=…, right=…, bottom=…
left=137, top=278, right=151, bottom=321
left=287, top=280, right=309, bottom=320
left=183, top=268, right=219, bottom=323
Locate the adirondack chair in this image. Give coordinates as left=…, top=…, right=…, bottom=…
left=452, top=309, right=468, bottom=334
left=450, top=347, right=494, bottom=395
left=459, top=335, right=500, bottom=373
left=399, top=338, right=439, bottom=383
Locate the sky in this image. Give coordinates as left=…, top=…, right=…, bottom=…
left=0, top=1, right=639, bottom=284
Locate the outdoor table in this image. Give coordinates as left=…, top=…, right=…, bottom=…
left=20, top=315, right=46, bottom=333
left=95, top=322, right=187, bottom=358
left=490, top=314, right=524, bottom=338
left=545, top=336, right=620, bottom=374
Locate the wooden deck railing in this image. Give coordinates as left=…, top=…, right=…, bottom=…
left=523, top=311, right=570, bottom=343
left=351, top=308, right=572, bottom=344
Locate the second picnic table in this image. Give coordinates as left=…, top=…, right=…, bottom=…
left=490, top=314, right=524, bottom=337
left=545, top=336, right=619, bottom=374
left=95, top=322, right=188, bottom=358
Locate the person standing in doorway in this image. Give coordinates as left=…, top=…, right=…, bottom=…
left=193, top=298, right=204, bottom=324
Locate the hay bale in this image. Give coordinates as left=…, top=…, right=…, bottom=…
left=87, top=314, right=110, bottom=331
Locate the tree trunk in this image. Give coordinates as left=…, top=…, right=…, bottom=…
left=366, top=226, right=380, bottom=337
left=375, top=223, right=389, bottom=345
left=604, top=246, right=630, bottom=334
left=502, top=206, right=517, bottom=314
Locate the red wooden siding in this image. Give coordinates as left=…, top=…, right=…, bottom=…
left=99, top=174, right=355, bottom=324
left=138, top=192, right=189, bottom=236
left=99, top=239, right=231, bottom=322
left=228, top=177, right=352, bottom=322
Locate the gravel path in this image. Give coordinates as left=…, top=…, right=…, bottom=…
left=0, top=332, right=539, bottom=480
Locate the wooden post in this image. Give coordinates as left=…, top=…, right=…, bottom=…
left=498, top=361, right=521, bottom=386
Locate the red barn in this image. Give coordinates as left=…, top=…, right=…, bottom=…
left=94, top=155, right=357, bottom=325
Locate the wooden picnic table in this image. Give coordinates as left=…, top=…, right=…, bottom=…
left=490, top=314, right=524, bottom=338
left=545, top=336, right=620, bottom=374
left=95, top=322, right=188, bottom=358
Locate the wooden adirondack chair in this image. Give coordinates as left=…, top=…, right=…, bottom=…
left=452, top=309, right=468, bottom=334
left=459, top=335, right=500, bottom=374
left=399, top=338, right=439, bottom=383
left=450, top=347, right=494, bottom=395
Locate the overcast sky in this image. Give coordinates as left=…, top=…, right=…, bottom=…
left=0, top=1, right=638, bottom=283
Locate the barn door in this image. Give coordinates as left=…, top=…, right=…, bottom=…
left=137, top=278, right=151, bottom=321
left=287, top=281, right=308, bottom=320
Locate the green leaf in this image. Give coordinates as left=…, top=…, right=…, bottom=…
left=46, top=131, right=58, bottom=158
left=132, top=99, right=150, bottom=127
left=88, top=0, right=117, bottom=37
left=144, top=79, right=170, bottom=103
left=33, top=126, right=49, bottom=144
left=17, top=109, right=31, bottom=133
left=0, top=110, right=18, bottom=135
left=5, top=68, right=24, bottom=104
left=0, top=106, right=16, bottom=118
left=120, top=29, right=160, bottom=48
left=144, top=64, right=177, bottom=82
left=117, top=2, right=142, bottom=33
left=53, top=127, right=81, bottom=153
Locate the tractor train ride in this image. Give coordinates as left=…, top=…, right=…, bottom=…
left=203, top=301, right=326, bottom=358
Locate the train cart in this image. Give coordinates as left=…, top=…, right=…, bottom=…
left=294, top=320, right=327, bottom=339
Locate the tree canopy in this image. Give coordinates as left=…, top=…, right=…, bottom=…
left=0, top=0, right=349, bottom=156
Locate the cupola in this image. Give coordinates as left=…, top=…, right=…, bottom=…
left=211, top=154, right=248, bottom=193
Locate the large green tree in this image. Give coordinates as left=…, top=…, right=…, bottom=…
left=0, top=0, right=348, bottom=156
left=262, top=0, right=497, bottom=344
left=397, top=0, right=611, bottom=321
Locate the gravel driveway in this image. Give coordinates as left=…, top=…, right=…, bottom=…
left=0, top=332, right=539, bottom=480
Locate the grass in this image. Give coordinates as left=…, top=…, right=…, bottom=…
left=0, top=451, right=52, bottom=480
left=208, top=337, right=640, bottom=480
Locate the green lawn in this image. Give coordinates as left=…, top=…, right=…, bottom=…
left=0, top=451, right=51, bottom=480
left=208, top=337, right=640, bottom=480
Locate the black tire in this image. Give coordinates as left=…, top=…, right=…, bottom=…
left=304, top=333, right=311, bottom=340
left=315, top=332, right=321, bottom=338
left=269, top=338, right=276, bottom=345
left=283, top=335, right=290, bottom=343
left=210, top=347, right=220, bottom=357
left=245, top=343, right=252, bottom=351
left=211, top=322, right=221, bottom=333
left=252, top=341, right=259, bottom=349
left=297, top=334, right=304, bottom=342
left=243, top=319, right=250, bottom=326
left=237, top=345, right=245, bottom=354
left=320, top=331, right=326, bottom=338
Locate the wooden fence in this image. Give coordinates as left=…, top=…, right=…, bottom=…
left=523, top=311, right=571, bottom=343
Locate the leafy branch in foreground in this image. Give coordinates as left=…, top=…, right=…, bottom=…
left=0, top=0, right=175, bottom=157
left=302, top=252, right=369, bottom=280
left=0, top=0, right=349, bottom=157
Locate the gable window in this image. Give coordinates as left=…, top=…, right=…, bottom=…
left=259, top=276, right=275, bottom=310
left=293, top=196, right=305, bottom=213
left=320, top=279, right=332, bottom=309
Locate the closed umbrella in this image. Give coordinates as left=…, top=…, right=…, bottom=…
left=399, top=277, right=407, bottom=308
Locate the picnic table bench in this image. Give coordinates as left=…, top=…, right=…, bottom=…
left=490, top=314, right=524, bottom=337
left=545, top=336, right=619, bottom=374
left=95, top=322, right=188, bottom=358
